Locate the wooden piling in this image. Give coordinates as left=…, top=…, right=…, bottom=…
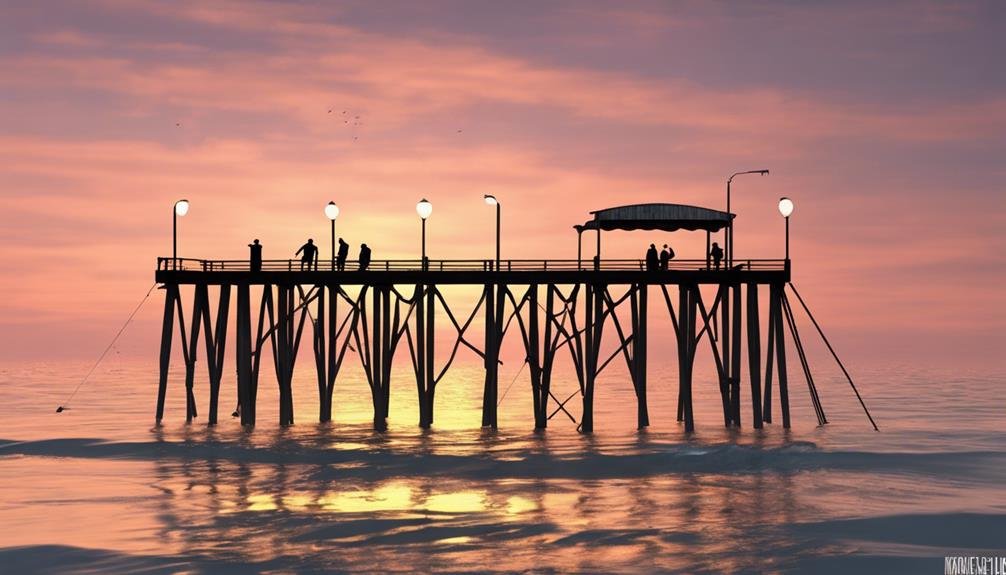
left=731, top=283, right=742, bottom=427
left=236, top=283, right=253, bottom=425
left=677, top=284, right=696, bottom=432
left=771, top=283, right=791, bottom=428
left=156, top=284, right=178, bottom=422
left=746, top=283, right=763, bottom=429
left=482, top=284, right=499, bottom=429
left=204, top=285, right=230, bottom=425
left=184, top=285, right=203, bottom=422
left=717, top=284, right=731, bottom=426
left=314, top=284, right=327, bottom=422
left=631, top=284, right=649, bottom=429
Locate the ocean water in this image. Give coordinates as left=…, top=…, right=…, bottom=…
left=0, top=357, right=1003, bottom=574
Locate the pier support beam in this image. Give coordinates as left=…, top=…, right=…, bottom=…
left=746, top=283, right=763, bottom=428
left=313, top=284, right=328, bottom=422
left=526, top=285, right=545, bottom=430
left=770, top=283, right=791, bottom=428
left=204, top=285, right=230, bottom=425
left=183, top=286, right=201, bottom=422
left=417, top=285, right=437, bottom=428
left=731, top=283, right=742, bottom=427
left=630, top=284, right=649, bottom=429
left=535, top=284, right=556, bottom=430
left=581, top=283, right=605, bottom=433
left=236, top=284, right=253, bottom=425
left=482, top=284, right=502, bottom=429
left=677, top=284, right=697, bottom=433
left=156, top=284, right=179, bottom=422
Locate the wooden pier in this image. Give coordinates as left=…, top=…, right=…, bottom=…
left=153, top=203, right=850, bottom=432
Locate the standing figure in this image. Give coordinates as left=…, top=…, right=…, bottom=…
left=645, top=243, right=659, bottom=271
left=358, top=243, right=372, bottom=271
left=296, top=238, right=318, bottom=271
left=336, top=238, right=349, bottom=271
left=248, top=239, right=263, bottom=272
left=710, top=242, right=724, bottom=270
left=660, top=244, right=674, bottom=270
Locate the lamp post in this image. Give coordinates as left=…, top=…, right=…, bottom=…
left=484, top=194, right=500, bottom=271
left=173, top=199, right=189, bottom=270
left=778, top=197, right=794, bottom=261
left=325, top=201, right=340, bottom=270
left=416, top=198, right=432, bottom=271
left=726, top=169, right=769, bottom=267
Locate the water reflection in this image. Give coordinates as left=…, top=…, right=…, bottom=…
left=141, top=425, right=818, bottom=573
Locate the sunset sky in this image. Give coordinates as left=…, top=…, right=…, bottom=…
left=1, top=1, right=1003, bottom=368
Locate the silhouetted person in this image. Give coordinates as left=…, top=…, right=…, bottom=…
left=248, top=239, right=262, bottom=272
left=358, top=243, right=371, bottom=271
left=660, top=244, right=674, bottom=270
left=645, top=243, right=659, bottom=271
left=336, top=238, right=349, bottom=271
left=710, top=242, right=724, bottom=270
left=296, top=239, right=318, bottom=271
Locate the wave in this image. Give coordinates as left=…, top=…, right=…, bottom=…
left=2, top=437, right=1003, bottom=482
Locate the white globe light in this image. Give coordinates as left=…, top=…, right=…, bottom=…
left=175, top=199, right=189, bottom=216
left=416, top=198, right=433, bottom=220
left=325, top=201, right=340, bottom=220
left=778, top=197, right=794, bottom=218
left=484, top=194, right=498, bottom=206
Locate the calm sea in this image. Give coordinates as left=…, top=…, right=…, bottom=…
left=1, top=357, right=1003, bottom=573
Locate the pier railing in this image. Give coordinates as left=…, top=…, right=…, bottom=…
left=157, top=257, right=788, bottom=273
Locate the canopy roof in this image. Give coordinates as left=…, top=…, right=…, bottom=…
left=575, top=203, right=733, bottom=233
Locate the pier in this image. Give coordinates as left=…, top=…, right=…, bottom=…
left=153, top=203, right=844, bottom=432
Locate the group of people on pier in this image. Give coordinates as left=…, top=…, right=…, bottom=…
left=644, top=242, right=724, bottom=271
left=247, top=238, right=727, bottom=273
left=247, top=238, right=371, bottom=272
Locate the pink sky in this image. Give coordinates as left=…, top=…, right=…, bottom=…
left=1, top=0, right=1003, bottom=368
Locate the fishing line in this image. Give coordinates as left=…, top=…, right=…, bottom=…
left=56, top=282, right=159, bottom=413
left=497, top=357, right=528, bottom=407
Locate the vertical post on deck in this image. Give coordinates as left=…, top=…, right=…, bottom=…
left=746, top=283, right=763, bottom=428
left=236, top=284, right=253, bottom=425
left=706, top=231, right=711, bottom=269
left=156, top=284, right=178, bottom=422
left=772, top=283, right=791, bottom=428
left=731, top=283, right=742, bottom=427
